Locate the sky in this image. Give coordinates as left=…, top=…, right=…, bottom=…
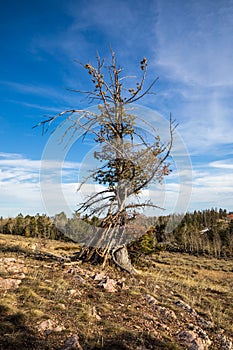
left=0, top=0, right=233, bottom=218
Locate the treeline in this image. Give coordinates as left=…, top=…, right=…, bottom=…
left=1, top=208, right=233, bottom=257
left=0, top=212, right=92, bottom=243
left=0, top=213, right=68, bottom=241
left=146, top=208, right=233, bottom=257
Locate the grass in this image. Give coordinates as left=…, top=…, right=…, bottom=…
left=143, top=252, right=233, bottom=335
left=0, top=233, right=232, bottom=349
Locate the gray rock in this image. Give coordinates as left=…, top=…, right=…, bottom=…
left=154, top=305, right=177, bottom=320
left=175, top=299, right=214, bottom=329
left=62, top=334, right=83, bottom=350
left=178, top=326, right=211, bottom=350
left=0, top=257, right=27, bottom=277
left=174, top=299, right=197, bottom=315
left=196, top=316, right=214, bottom=330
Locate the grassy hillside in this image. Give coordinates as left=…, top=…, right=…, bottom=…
left=0, top=233, right=232, bottom=349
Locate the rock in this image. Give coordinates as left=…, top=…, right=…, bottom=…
left=93, top=272, right=106, bottom=281
left=0, top=257, right=27, bottom=276
left=174, top=300, right=214, bottom=330
left=196, top=316, right=214, bottom=330
left=174, top=299, right=197, bottom=315
left=98, top=277, right=117, bottom=292
left=6, top=266, right=20, bottom=273
left=38, top=319, right=54, bottom=332
left=28, top=243, right=38, bottom=252
left=0, top=277, right=22, bottom=290
left=178, top=331, right=202, bottom=349
left=178, top=326, right=211, bottom=350
left=54, top=325, right=65, bottom=332
left=154, top=305, right=177, bottom=320
left=217, top=334, right=233, bottom=350
left=145, top=294, right=158, bottom=305
left=38, top=319, right=65, bottom=334
left=62, top=334, right=83, bottom=350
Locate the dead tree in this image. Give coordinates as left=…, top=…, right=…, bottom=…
left=37, top=50, right=176, bottom=273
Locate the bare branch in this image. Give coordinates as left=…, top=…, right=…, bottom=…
left=125, top=77, right=159, bottom=104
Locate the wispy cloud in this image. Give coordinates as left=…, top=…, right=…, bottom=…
left=0, top=153, right=80, bottom=171
left=154, top=0, right=233, bottom=161
left=156, top=0, right=233, bottom=87
left=1, top=151, right=232, bottom=217
left=0, top=152, right=22, bottom=159
left=7, top=100, right=67, bottom=113
left=31, top=0, right=157, bottom=70
left=177, top=93, right=233, bottom=154
left=210, top=160, right=233, bottom=170
left=0, top=152, right=81, bottom=217
left=187, top=159, right=233, bottom=211
left=0, top=80, right=80, bottom=108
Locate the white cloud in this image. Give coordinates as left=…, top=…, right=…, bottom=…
left=1, top=151, right=233, bottom=217
left=154, top=0, right=233, bottom=159
left=0, top=152, right=22, bottom=159
left=156, top=0, right=233, bottom=87
left=187, top=160, right=233, bottom=211
left=177, top=93, right=233, bottom=153
left=209, top=160, right=233, bottom=170
left=0, top=153, right=81, bottom=217
left=0, top=157, right=80, bottom=173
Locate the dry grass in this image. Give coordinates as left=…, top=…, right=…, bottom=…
left=0, top=234, right=232, bottom=349
left=143, top=252, right=233, bottom=334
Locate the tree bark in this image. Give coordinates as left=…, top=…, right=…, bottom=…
left=112, top=245, right=138, bottom=274
left=77, top=244, right=138, bottom=274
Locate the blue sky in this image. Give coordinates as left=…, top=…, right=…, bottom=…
left=0, top=0, right=233, bottom=217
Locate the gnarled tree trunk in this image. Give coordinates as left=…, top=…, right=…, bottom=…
left=112, top=245, right=138, bottom=274
left=77, top=222, right=138, bottom=274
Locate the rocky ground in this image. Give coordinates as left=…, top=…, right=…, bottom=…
left=0, top=234, right=232, bottom=349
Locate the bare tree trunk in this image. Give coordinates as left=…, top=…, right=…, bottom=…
left=112, top=245, right=138, bottom=274
left=77, top=245, right=138, bottom=274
